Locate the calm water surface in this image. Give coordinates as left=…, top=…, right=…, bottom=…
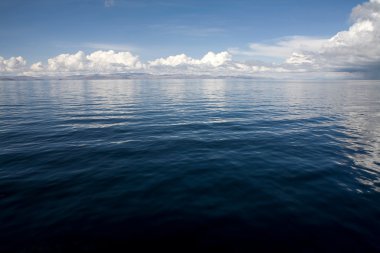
left=0, top=79, right=379, bottom=252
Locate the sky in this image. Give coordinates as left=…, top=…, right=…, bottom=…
left=1, top=0, right=380, bottom=79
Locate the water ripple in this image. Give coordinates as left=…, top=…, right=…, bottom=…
left=0, top=79, right=379, bottom=251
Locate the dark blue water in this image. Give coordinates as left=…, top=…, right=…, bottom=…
left=0, top=79, right=379, bottom=252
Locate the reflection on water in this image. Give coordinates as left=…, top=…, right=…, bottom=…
left=0, top=79, right=380, bottom=251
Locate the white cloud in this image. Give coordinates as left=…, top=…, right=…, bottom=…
left=29, top=50, right=143, bottom=75
left=0, top=56, right=27, bottom=74
left=149, top=54, right=194, bottom=67
left=30, top=62, right=44, bottom=72
left=46, top=51, right=87, bottom=72
left=285, top=53, right=315, bottom=65
left=145, top=51, right=273, bottom=76
left=285, top=0, right=380, bottom=78
left=200, top=52, right=232, bottom=66
left=147, top=52, right=288, bottom=76
left=231, top=0, right=380, bottom=78
left=87, top=50, right=143, bottom=71
left=230, top=36, right=328, bottom=62
left=148, top=51, right=231, bottom=67
left=19, top=51, right=236, bottom=76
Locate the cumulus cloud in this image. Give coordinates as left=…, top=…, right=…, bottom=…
left=146, top=51, right=290, bottom=76
left=146, top=52, right=243, bottom=75
left=284, top=0, right=380, bottom=78
left=23, top=49, right=282, bottom=77
left=226, top=0, right=380, bottom=78
left=30, top=62, right=44, bottom=72
left=0, top=56, right=27, bottom=74
left=148, top=51, right=231, bottom=67
left=29, top=50, right=143, bottom=75
left=322, top=3, right=380, bottom=66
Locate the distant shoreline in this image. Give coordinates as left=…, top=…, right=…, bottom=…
left=0, top=74, right=371, bottom=81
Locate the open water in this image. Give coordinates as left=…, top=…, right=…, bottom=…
left=0, top=79, right=379, bottom=252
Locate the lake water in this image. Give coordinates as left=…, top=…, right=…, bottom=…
left=0, top=79, right=379, bottom=252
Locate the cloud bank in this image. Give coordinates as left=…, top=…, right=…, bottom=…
left=29, top=51, right=143, bottom=75
left=22, top=51, right=289, bottom=77
left=285, top=0, right=380, bottom=78
left=1, top=0, right=380, bottom=79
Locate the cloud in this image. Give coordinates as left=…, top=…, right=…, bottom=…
left=83, top=42, right=136, bottom=52
left=0, top=49, right=344, bottom=79
left=29, top=50, right=143, bottom=75
left=146, top=52, right=292, bottom=76
left=230, top=36, right=328, bottom=62
left=104, top=0, right=115, bottom=7
left=148, top=51, right=231, bottom=67
left=22, top=50, right=280, bottom=77
left=0, top=56, right=27, bottom=74
left=146, top=52, right=264, bottom=76
left=149, top=24, right=225, bottom=37
left=284, top=0, right=380, bottom=78
left=229, top=0, right=380, bottom=78
left=30, top=62, right=44, bottom=72
left=322, top=4, right=380, bottom=66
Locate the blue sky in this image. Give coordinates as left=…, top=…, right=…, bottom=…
left=1, top=0, right=380, bottom=79
left=0, top=0, right=364, bottom=62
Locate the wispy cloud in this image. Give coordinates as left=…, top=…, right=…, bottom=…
left=229, top=36, right=328, bottom=62
left=83, top=42, right=137, bottom=52
left=104, top=0, right=115, bottom=8
left=149, top=24, right=225, bottom=37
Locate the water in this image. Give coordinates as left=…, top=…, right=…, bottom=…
left=0, top=79, right=379, bottom=252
